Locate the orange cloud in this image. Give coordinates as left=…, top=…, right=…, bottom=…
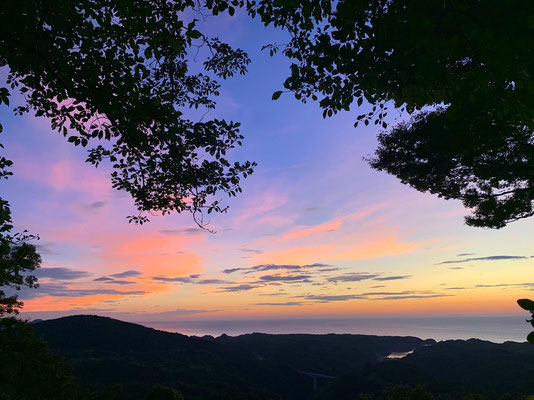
left=333, top=235, right=420, bottom=260
left=283, top=218, right=343, bottom=240
left=251, top=233, right=419, bottom=266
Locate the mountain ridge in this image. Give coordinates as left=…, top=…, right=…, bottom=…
left=30, top=315, right=534, bottom=399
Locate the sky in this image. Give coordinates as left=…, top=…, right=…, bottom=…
left=2, top=10, right=534, bottom=326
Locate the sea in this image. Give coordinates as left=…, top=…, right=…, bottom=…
left=138, top=314, right=531, bottom=343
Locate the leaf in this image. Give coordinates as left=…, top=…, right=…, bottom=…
left=272, top=91, right=282, bottom=100
left=189, top=30, right=202, bottom=39
left=518, top=299, right=534, bottom=311
left=528, top=331, right=534, bottom=344
left=357, top=97, right=363, bottom=107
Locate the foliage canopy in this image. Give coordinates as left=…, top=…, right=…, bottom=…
left=518, top=299, right=534, bottom=344
left=0, top=318, right=79, bottom=399
left=254, top=0, right=534, bottom=228
left=0, top=197, right=40, bottom=315
left=0, top=0, right=255, bottom=313
left=1, top=0, right=255, bottom=226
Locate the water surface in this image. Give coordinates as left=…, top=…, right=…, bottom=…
left=136, top=314, right=530, bottom=343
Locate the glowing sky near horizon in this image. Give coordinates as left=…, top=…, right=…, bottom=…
left=2, top=11, right=534, bottom=324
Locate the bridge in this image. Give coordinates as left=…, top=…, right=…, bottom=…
left=297, top=370, right=335, bottom=391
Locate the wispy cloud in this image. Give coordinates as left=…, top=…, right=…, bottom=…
left=299, top=290, right=451, bottom=303
left=22, top=308, right=219, bottom=322
left=81, top=201, right=106, bottom=213
left=259, top=274, right=311, bottom=282
left=110, top=270, right=142, bottom=278
left=238, top=248, right=263, bottom=255
left=436, top=255, right=527, bottom=265
left=100, top=279, right=135, bottom=285
left=196, top=279, right=230, bottom=285
left=303, top=294, right=366, bottom=302
left=318, top=267, right=340, bottom=272
left=361, top=291, right=427, bottom=296
left=373, top=275, right=412, bottom=281
left=223, top=263, right=331, bottom=275
left=36, top=267, right=91, bottom=280
left=255, top=302, right=303, bottom=306
left=23, top=282, right=145, bottom=298
left=152, top=276, right=192, bottom=283
left=443, top=283, right=534, bottom=290
left=475, top=283, right=534, bottom=288
left=94, top=276, right=114, bottom=282
left=327, top=273, right=380, bottom=283
left=282, top=218, right=342, bottom=240
left=375, top=294, right=452, bottom=300
left=218, top=284, right=258, bottom=292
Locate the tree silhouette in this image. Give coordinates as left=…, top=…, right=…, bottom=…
left=254, top=0, right=534, bottom=228
left=0, top=1, right=256, bottom=313
left=517, top=299, right=534, bottom=344
left=0, top=198, right=40, bottom=316
left=1, top=0, right=255, bottom=226
left=145, top=385, right=184, bottom=400
left=0, top=318, right=79, bottom=399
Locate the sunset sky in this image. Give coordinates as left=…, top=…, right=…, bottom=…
left=2, top=11, right=534, bottom=325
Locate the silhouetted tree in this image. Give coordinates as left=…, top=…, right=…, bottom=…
left=358, top=385, right=434, bottom=399
left=252, top=0, right=534, bottom=228
left=379, top=385, right=434, bottom=400
left=0, top=197, right=40, bottom=316
left=145, top=385, right=184, bottom=400
left=0, top=318, right=79, bottom=399
left=517, top=299, right=534, bottom=344
left=0, top=0, right=255, bottom=316
left=1, top=0, right=255, bottom=226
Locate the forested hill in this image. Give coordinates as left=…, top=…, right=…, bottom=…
left=33, top=315, right=432, bottom=399
left=31, top=315, right=534, bottom=399
left=317, top=338, right=534, bottom=399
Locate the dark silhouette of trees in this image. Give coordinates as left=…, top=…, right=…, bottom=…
left=145, top=385, right=184, bottom=400
left=0, top=198, right=40, bottom=316
left=517, top=299, right=534, bottom=344
left=253, top=0, right=534, bottom=228
left=358, top=385, right=434, bottom=400
left=1, top=0, right=255, bottom=226
left=0, top=0, right=256, bottom=315
left=0, top=318, right=79, bottom=400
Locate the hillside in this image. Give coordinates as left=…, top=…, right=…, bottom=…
left=31, top=315, right=534, bottom=399
left=315, top=339, right=534, bottom=399
left=33, top=315, right=433, bottom=399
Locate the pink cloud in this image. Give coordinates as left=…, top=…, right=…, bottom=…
left=231, top=191, right=291, bottom=228
left=16, top=158, right=111, bottom=194
left=283, top=218, right=343, bottom=240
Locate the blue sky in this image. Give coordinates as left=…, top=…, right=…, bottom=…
left=1, top=10, right=533, bottom=323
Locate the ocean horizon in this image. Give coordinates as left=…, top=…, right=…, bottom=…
left=131, top=314, right=531, bottom=343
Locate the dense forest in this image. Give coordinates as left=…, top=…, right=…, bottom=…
left=3, top=315, right=534, bottom=400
